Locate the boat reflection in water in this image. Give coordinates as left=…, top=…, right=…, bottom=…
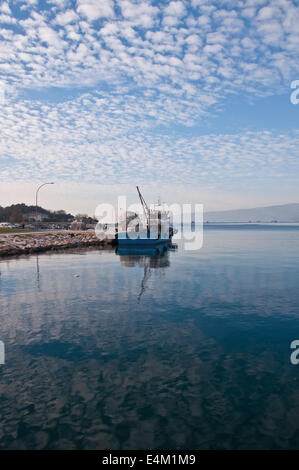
left=116, top=242, right=177, bottom=301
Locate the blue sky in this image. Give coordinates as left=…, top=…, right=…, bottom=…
left=0, top=0, right=299, bottom=214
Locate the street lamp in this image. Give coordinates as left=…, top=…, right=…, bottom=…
left=35, top=182, right=54, bottom=231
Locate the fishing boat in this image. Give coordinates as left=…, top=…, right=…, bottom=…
left=117, top=187, right=175, bottom=246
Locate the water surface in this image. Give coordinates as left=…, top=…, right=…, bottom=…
left=0, top=225, right=299, bottom=449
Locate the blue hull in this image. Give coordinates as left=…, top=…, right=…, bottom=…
left=116, top=242, right=170, bottom=256
left=117, top=228, right=174, bottom=246
left=117, top=236, right=171, bottom=246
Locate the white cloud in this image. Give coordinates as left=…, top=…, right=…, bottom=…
left=119, top=0, right=159, bottom=27
left=0, top=13, right=16, bottom=24
left=76, top=0, right=115, bottom=21
left=1, top=92, right=298, bottom=188
left=164, top=1, right=186, bottom=17
left=0, top=2, right=11, bottom=14
left=55, top=10, right=79, bottom=26
left=257, top=6, right=277, bottom=21
left=38, top=26, right=64, bottom=49
left=0, top=0, right=298, bottom=101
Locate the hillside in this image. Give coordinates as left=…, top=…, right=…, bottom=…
left=204, top=203, right=299, bottom=223
left=0, top=204, right=74, bottom=223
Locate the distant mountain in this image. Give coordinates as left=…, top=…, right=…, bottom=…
left=204, top=203, right=299, bottom=223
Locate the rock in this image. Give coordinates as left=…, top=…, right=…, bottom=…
left=0, top=231, right=115, bottom=258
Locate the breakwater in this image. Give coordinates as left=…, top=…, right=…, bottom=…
left=0, top=231, right=116, bottom=257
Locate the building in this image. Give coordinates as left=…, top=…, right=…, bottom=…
left=25, top=212, right=49, bottom=222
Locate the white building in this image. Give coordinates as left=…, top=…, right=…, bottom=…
left=25, top=212, right=49, bottom=222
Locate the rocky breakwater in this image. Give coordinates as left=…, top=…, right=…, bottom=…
left=0, top=231, right=116, bottom=257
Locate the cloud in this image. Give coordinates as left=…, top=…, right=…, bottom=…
left=120, top=0, right=159, bottom=27
left=0, top=91, right=298, bottom=187
left=54, top=10, right=79, bottom=26
left=164, top=1, right=186, bottom=17
left=257, top=6, right=277, bottom=21
left=0, top=0, right=299, bottom=210
left=0, top=0, right=298, bottom=102
left=38, top=26, right=65, bottom=49
left=0, top=2, right=11, bottom=14
left=76, top=0, right=115, bottom=21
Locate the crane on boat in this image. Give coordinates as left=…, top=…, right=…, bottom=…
left=136, top=186, right=150, bottom=231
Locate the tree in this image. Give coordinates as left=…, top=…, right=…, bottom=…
left=9, top=207, right=23, bottom=224
left=75, top=213, right=89, bottom=222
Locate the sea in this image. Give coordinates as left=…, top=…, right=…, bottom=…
left=0, top=224, right=299, bottom=449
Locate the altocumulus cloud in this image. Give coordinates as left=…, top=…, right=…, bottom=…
left=1, top=93, right=299, bottom=183
left=0, top=0, right=299, bottom=186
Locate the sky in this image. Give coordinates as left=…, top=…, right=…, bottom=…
left=0, top=0, right=299, bottom=215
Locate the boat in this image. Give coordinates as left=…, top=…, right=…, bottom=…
left=117, top=187, right=175, bottom=246
left=116, top=242, right=171, bottom=257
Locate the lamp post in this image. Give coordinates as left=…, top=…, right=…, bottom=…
left=35, top=182, right=54, bottom=231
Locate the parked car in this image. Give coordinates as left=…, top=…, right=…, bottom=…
left=0, top=222, right=16, bottom=228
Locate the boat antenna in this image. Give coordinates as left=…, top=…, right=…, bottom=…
left=136, top=186, right=150, bottom=227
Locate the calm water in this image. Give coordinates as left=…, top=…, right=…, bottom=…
left=0, top=225, right=299, bottom=450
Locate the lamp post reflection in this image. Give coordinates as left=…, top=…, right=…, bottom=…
left=36, top=255, right=40, bottom=290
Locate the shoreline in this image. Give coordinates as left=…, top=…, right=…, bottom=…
left=0, top=231, right=116, bottom=258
